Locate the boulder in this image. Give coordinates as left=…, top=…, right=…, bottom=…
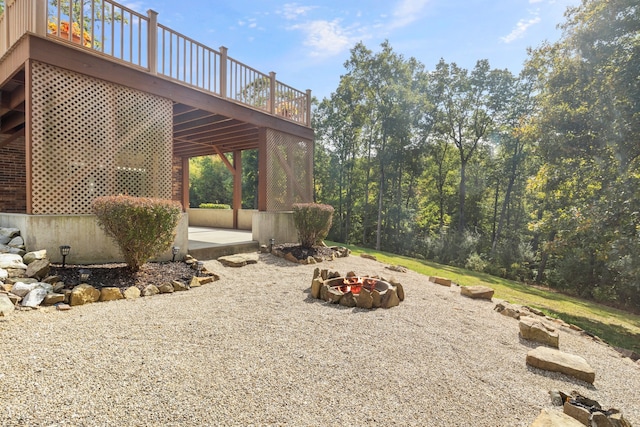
left=99, top=287, right=124, bottom=302
left=0, top=268, right=8, bottom=280
left=21, top=287, right=48, bottom=307
left=339, top=291, right=357, bottom=307
left=530, top=408, right=584, bottom=427
left=26, top=258, right=51, bottom=280
left=0, top=293, right=15, bottom=316
left=123, top=286, right=141, bottom=299
left=23, top=250, right=47, bottom=265
left=461, top=285, right=495, bottom=300
left=0, top=227, right=20, bottom=239
left=158, top=282, right=175, bottom=293
left=172, top=280, right=189, bottom=291
left=495, top=302, right=523, bottom=320
left=8, top=236, right=24, bottom=248
left=0, top=245, right=25, bottom=255
left=311, top=277, right=323, bottom=299
left=381, top=288, right=400, bottom=308
left=526, top=346, right=595, bottom=384
left=355, top=288, right=373, bottom=309
left=42, top=294, right=65, bottom=306
left=10, top=281, right=39, bottom=297
left=0, top=253, right=27, bottom=270
left=69, top=284, right=100, bottom=306
left=429, top=276, right=452, bottom=287
left=520, top=316, right=560, bottom=348
left=142, top=284, right=160, bottom=297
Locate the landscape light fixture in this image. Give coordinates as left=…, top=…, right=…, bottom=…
left=79, top=269, right=91, bottom=283
left=59, top=245, right=71, bottom=268
left=196, top=261, right=204, bottom=277
left=172, top=246, right=180, bottom=262
left=269, top=238, right=275, bottom=252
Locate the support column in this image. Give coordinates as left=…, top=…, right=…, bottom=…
left=258, top=128, right=267, bottom=211
left=233, top=150, right=242, bottom=228
left=181, top=157, right=189, bottom=211
left=25, top=60, right=33, bottom=214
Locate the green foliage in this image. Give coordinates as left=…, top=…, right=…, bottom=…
left=292, top=203, right=335, bottom=248
left=189, top=156, right=233, bottom=208
left=92, top=195, right=182, bottom=272
left=198, top=203, right=231, bottom=209
left=465, top=252, right=486, bottom=272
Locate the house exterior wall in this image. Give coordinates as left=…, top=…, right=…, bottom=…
left=0, top=136, right=27, bottom=213
left=29, top=61, right=174, bottom=214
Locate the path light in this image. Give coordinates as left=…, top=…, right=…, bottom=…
left=269, top=238, right=275, bottom=252
left=79, top=269, right=91, bottom=284
left=59, top=245, right=71, bottom=268
left=172, top=246, right=180, bottom=262
left=196, top=261, right=204, bottom=277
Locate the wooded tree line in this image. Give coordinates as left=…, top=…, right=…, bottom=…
left=313, top=0, right=639, bottom=310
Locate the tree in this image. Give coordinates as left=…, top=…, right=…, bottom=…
left=528, top=0, right=640, bottom=307
left=430, top=59, right=506, bottom=231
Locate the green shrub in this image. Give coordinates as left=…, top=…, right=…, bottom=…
left=92, top=195, right=182, bottom=271
left=465, top=252, right=486, bottom=272
left=292, top=203, right=334, bottom=248
left=198, top=203, right=231, bottom=209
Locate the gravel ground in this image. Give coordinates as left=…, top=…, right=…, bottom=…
left=1, top=254, right=639, bottom=426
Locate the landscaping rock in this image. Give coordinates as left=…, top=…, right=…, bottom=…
left=172, top=280, right=189, bottom=291
left=99, top=287, right=124, bottom=302
left=530, top=408, right=584, bottom=426
left=21, top=287, right=48, bottom=307
left=218, top=253, right=259, bottom=267
left=158, top=282, right=175, bottom=293
left=0, top=293, right=15, bottom=316
left=0, top=227, right=20, bottom=239
left=563, top=401, right=591, bottom=425
left=311, top=277, right=323, bottom=299
left=10, top=281, right=39, bottom=297
left=360, top=253, right=377, bottom=261
left=520, top=316, right=560, bottom=348
left=381, top=288, right=400, bottom=308
left=0, top=253, right=27, bottom=270
left=23, top=250, right=47, bottom=265
left=429, top=276, right=452, bottom=286
left=5, top=268, right=26, bottom=278
left=69, top=284, right=101, bottom=306
left=495, top=302, right=524, bottom=319
left=123, top=286, right=141, bottom=299
left=42, top=293, right=65, bottom=306
left=142, top=285, right=160, bottom=297
left=355, top=288, right=373, bottom=309
left=8, top=236, right=25, bottom=248
left=526, top=346, right=596, bottom=384
left=0, top=268, right=7, bottom=280
left=460, top=285, right=494, bottom=300
left=26, top=258, right=50, bottom=280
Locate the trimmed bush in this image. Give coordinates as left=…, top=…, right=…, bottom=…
left=292, top=203, right=334, bottom=248
left=92, top=195, right=182, bottom=271
left=198, top=203, right=231, bottom=209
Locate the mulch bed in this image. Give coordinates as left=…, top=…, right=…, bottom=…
left=50, top=262, right=195, bottom=290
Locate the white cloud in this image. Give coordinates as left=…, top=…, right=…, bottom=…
left=279, top=3, right=317, bottom=20
left=292, top=19, right=355, bottom=57
left=389, top=0, right=431, bottom=29
left=500, top=15, right=541, bottom=43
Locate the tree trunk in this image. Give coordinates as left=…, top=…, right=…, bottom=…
left=458, top=159, right=467, bottom=230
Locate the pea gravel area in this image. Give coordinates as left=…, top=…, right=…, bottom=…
left=1, top=254, right=639, bottom=426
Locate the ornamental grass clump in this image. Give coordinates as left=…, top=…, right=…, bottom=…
left=292, top=203, right=334, bottom=249
left=92, top=195, right=182, bottom=272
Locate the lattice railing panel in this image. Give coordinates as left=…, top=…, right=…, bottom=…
left=265, top=129, right=313, bottom=211
left=30, top=62, right=173, bottom=214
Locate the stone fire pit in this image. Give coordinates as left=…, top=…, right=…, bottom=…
left=310, top=268, right=404, bottom=309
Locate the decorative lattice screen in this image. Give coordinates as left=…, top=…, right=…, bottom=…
left=265, top=129, right=313, bottom=211
left=30, top=62, right=173, bottom=214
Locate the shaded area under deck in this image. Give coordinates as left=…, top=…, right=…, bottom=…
left=188, top=226, right=258, bottom=261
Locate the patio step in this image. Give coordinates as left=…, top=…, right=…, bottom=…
left=188, top=241, right=260, bottom=261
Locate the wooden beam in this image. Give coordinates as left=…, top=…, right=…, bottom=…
left=258, top=128, right=267, bottom=211
left=181, top=157, right=189, bottom=210
left=0, top=128, right=25, bottom=148
left=0, top=111, right=25, bottom=133
left=213, top=146, right=236, bottom=176
left=25, top=60, right=33, bottom=214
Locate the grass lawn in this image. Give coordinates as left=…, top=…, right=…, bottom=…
left=328, top=242, right=640, bottom=354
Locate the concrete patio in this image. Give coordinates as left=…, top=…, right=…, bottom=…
left=187, top=227, right=259, bottom=260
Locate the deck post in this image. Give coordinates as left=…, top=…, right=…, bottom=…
left=147, top=10, right=158, bottom=74
left=306, top=89, right=312, bottom=127
left=233, top=150, right=242, bottom=228
left=269, top=72, right=276, bottom=115
left=219, top=46, right=228, bottom=98
left=34, top=0, right=47, bottom=36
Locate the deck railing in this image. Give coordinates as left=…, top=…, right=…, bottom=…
left=0, top=0, right=311, bottom=126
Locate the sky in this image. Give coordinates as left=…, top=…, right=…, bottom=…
left=124, top=0, right=580, bottom=100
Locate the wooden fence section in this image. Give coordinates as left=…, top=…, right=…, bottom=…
left=0, top=0, right=311, bottom=127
